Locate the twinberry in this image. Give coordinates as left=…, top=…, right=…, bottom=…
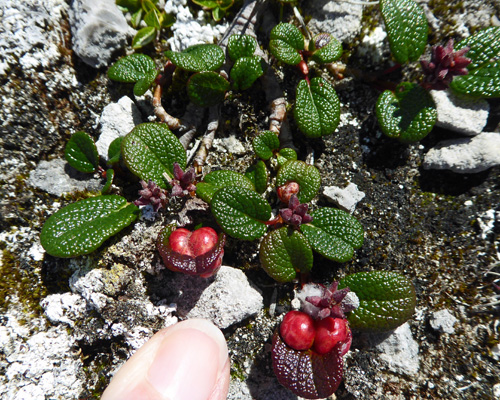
left=280, top=311, right=316, bottom=351
left=313, top=317, right=348, bottom=355
left=158, top=226, right=226, bottom=278
left=169, top=227, right=219, bottom=257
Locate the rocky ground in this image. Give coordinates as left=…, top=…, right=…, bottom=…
left=0, top=0, right=499, bottom=399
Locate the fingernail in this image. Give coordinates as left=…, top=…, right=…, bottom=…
left=147, top=328, right=221, bottom=400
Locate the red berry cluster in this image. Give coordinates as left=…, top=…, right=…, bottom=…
left=279, top=310, right=351, bottom=355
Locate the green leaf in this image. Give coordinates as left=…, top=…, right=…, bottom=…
left=276, top=148, right=297, bottom=167
left=217, top=0, right=233, bottom=10
left=294, top=77, right=340, bottom=138
left=376, top=82, right=437, bottom=143
left=300, top=207, right=364, bottom=262
left=309, top=33, right=342, bottom=64
left=380, top=0, right=428, bottom=63
left=161, top=12, right=176, bottom=28
left=276, top=160, right=321, bottom=203
left=116, top=0, right=140, bottom=11
left=187, top=72, right=229, bottom=107
left=191, top=0, right=218, bottom=8
left=130, top=8, right=143, bottom=28
left=252, top=131, right=280, bottom=160
left=339, top=271, right=416, bottom=332
left=65, top=131, right=99, bottom=173
left=230, top=56, right=264, bottom=90
left=196, top=170, right=255, bottom=203
left=228, top=34, right=257, bottom=61
left=107, top=137, right=124, bottom=165
left=40, top=195, right=139, bottom=258
left=211, top=186, right=271, bottom=240
left=144, top=8, right=162, bottom=29
left=165, top=44, right=225, bottom=72
left=101, top=169, right=114, bottom=194
left=244, top=160, right=268, bottom=194
left=132, top=26, right=157, bottom=49
left=212, top=6, right=224, bottom=21
left=108, top=54, right=158, bottom=96
left=450, top=27, right=500, bottom=98
left=260, top=227, right=313, bottom=282
left=122, top=123, right=187, bottom=189
left=142, top=0, right=158, bottom=13
left=269, top=23, right=304, bottom=65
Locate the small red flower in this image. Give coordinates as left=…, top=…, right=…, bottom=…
left=420, top=39, right=471, bottom=90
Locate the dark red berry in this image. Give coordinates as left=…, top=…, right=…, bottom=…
left=277, top=181, right=300, bottom=205
left=313, top=317, right=348, bottom=355
left=169, top=227, right=219, bottom=257
left=280, top=311, right=316, bottom=351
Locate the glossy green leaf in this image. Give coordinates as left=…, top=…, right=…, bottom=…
left=244, top=160, right=268, bottom=194
left=130, top=9, right=143, bottom=29
left=142, top=0, right=158, bottom=13
left=230, top=56, right=264, bottom=90
left=40, top=195, right=139, bottom=258
left=132, top=26, right=157, bottom=49
left=196, top=170, right=255, bottom=203
left=380, top=0, right=428, bottom=63
left=451, top=27, right=500, bottom=98
left=294, top=77, right=340, bottom=138
left=276, top=148, right=297, bottom=167
left=228, top=34, right=257, bottom=61
left=165, top=44, right=225, bottom=72
left=144, top=7, right=163, bottom=29
left=300, top=207, right=364, bottom=262
left=101, top=169, right=114, bottom=194
left=212, top=6, right=224, bottom=21
left=187, top=72, right=229, bottom=107
left=252, top=131, right=280, bottom=160
left=65, top=131, right=99, bottom=173
left=107, top=54, right=158, bottom=96
left=260, top=227, right=313, bottom=282
left=217, top=0, right=233, bottom=10
left=339, top=271, right=416, bottom=332
left=122, top=123, right=186, bottom=189
left=309, top=33, right=342, bottom=64
left=376, top=82, right=437, bottom=143
left=269, top=23, right=304, bottom=65
left=107, top=137, right=124, bottom=165
left=276, top=160, right=321, bottom=203
left=211, top=186, right=271, bottom=240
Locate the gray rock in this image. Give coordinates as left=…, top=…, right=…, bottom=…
left=323, top=182, right=365, bottom=213
left=168, top=266, right=264, bottom=329
left=41, top=293, right=87, bottom=327
left=430, top=90, right=489, bottom=136
left=429, top=309, right=458, bottom=334
left=27, top=158, right=102, bottom=196
left=213, top=135, right=247, bottom=156
left=376, top=323, right=420, bottom=376
left=96, top=96, right=142, bottom=160
left=68, top=0, right=134, bottom=68
left=423, top=132, right=500, bottom=173
left=0, top=0, right=68, bottom=75
left=305, top=0, right=363, bottom=43
left=0, top=314, right=84, bottom=400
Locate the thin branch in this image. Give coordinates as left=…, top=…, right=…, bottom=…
left=193, top=106, right=220, bottom=170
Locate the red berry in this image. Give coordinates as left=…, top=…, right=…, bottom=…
left=190, top=227, right=219, bottom=257
left=313, top=317, right=348, bottom=355
left=168, top=227, right=219, bottom=257
left=280, top=311, right=316, bottom=351
left=169, top=228, right=193, bottom=256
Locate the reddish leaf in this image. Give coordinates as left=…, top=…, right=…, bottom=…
left=271, top=330, right=344, bottom=399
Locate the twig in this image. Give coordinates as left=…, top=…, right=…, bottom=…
left=193, top=106, right=220, bottom=170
